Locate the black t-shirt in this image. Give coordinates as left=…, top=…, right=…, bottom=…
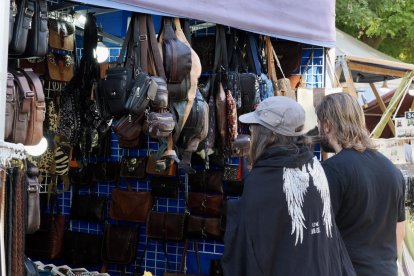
left=222, top=146, right=356, bottom=276
left=323, top=148, right=405, bottom=276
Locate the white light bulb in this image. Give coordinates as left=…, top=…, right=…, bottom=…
left=24, top=137, right=48, bottom=157
left=96, top=43, right=109, bottom=63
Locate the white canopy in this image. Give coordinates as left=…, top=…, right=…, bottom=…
left=73, top=0, right=336, bottom=47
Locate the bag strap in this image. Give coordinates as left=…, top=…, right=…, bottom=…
left=148, top=15, right=166, bottom=78
left=10, top=70, right=34, bottom=114
left=20, top=68, right=45, bottom=103
left=179, top=239, right=201, bottom=275
left=246, top=34, right=261, bottom=76
left=163, top=17, right=176, bottom=40
left=116, top=17, right=133, bottom=67
left=138, top=14, right=148, bottom=73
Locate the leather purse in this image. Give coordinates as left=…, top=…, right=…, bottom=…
left=25, top=0, right=48, bottom=57
left=46, top=53, right=74, bottom=82
left=102, top=224, right=139, bottom=264
left=189, top=170, right=224, bottom=194
left=239, top=73, right=258, bottom=113
left=109, top=188, right=153, bottom=222
left=145, top=112, right=176, bottom=139
left=124, top=72, right=158, bottom=116
left=162, top=17, right=192, bottom=83
left=120, top=156, right=147, bottom=179
left=146, top=211, right=186, bottom=241
left=151, top=76, right=169, bottom=110
left=25, top=213, right=66, bottom=259
left=48, top=18, right=75, bottom=51
left=70, top=194, right=106, bottom=223
left=100, top=67, right=132, bottom=118
left=10, top=0, right=35, bottom=54
left=150, top=176, right=180, bottom=198
left=186, top=215, right=223, bottom=241
left=26, top=162, right=40, bottom=234
left=231, top=134, right=251, bottom=157
left=63, top=231, right=102, bottom=266
left=112, top=114, right=144, bottom=148
left=146, top=154, right=177, bottom=177
left=188, top=192, right=223, bottom=217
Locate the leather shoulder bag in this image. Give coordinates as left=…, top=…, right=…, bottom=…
left=146, top=211, right=186, bottom=241
left=25, top=0, right=48, bottom=56
left=102, top=224, right=139, bottom=264
left=10, top=0, right=35, bottom=54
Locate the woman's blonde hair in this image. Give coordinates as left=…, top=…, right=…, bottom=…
left=315, top=93, right=373, bottom=152
left=249, top=124, right=301, bottom=165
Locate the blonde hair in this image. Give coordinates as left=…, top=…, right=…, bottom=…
left=315, top=93, right=373, bottom=152
left=249, top=124, right=301, bottom=165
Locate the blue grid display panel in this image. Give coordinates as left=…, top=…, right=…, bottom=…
left=53, top=44, right=325, bottom=275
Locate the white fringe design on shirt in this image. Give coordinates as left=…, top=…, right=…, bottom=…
left=283, top=164, right=309, bottom=245
left=283, top=158, right=333, bottom=245
left=308, top=157, right=333, bottom=238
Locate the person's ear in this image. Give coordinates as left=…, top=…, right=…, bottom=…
left=321, top=120, right=332, bottom=135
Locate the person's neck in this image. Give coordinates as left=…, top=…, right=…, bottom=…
left=330, top=138, right=343, bottom=154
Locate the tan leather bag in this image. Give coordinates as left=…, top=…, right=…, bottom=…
left=48, top=19, right=75, bottom=51
left=47, top=53, right=74, bottom=82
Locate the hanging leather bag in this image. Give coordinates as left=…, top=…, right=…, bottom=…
left=162, top=17, right=192, bottom=84
left=10, top=0, right=35, bottom=54
left=48, top=18, right=75, bottom=51
left=26, top=0, right=48, bottom=56
left=63, top=231, right=102, bottom=266
left=188, top=192, right=223, bottom=217
left=124, top=72, right=157, bottom=116
left=70, top=194, right=106, bottom=223
left=189, top=170, right=224, bottom=194
left=109, top=187, right=153, bottom=223
left=26, top=162, right=40, bottom=234
left=146, top=211, right=186, bottom=241
left=186, top=215, right=223, bottom=241
left=46, top=53, right=74, bottom=82
left=102, top=224, right=139, bottom=264
left=20, top=68, right=46, bottom=145
left=120, top=156, right=147, bottom=179
left=112, top=114, right=144, bottom=148
left=145, top=112, right=176, bottom=139
left=150, top=176, right=180, bottom=198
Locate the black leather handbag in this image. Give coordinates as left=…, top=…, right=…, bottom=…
left=25, top=0, right=48, bottom=56
left=100, top=67, right=133, bottom=118
left=70, top=194, right=106, bottom=223
left=124, top=72, right=157, bottom=116
left=63, top=231, right=103, bottom=266
left=10, top=0, right=35, bottom=54
left=101, top=224, right=139, bottom=264
left=150, top=176, right=180, bottom=198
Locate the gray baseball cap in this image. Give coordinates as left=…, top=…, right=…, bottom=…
left=239, top=96, right=305, bottom=136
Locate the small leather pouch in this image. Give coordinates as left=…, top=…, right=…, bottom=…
left=151, top=76, right=169, bottom=109
left=189, top=170, right=224, bottom=194
left=186, top=215, right=223, bottom=241
left=146, top=211, right=186, bottom=241
left=124, top=72, right=157, bottom=116
left=48, top=18, right=75, bottom=51
left=63, top=231, right=102, bottom=266
left=150, top=176, right=180, bottom=198
left=102, top=224, right=139, bottom=264
left=109, top=188, right=153, bottom=223
left=231, top=134, right=251, bottom=157
left=70, top=194, right=106, bottom=223
left=120, top=156, right=147, bottom=179
left=146, top=154, right=177, bottom=177
left=188, top=192, right=223, bottom=217
left=46, top=53, right=74, bottom=82
left=113, top=114, right=144, bottom=149
left=145, top=112, right=175, bottom=139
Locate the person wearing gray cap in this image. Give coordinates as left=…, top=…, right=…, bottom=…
left=221, top=96, right=355, bottom=276
left=316, top=93, right=405, bottom=276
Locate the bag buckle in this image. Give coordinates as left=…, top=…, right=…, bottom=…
left=24, top=7, right=34, bottom=17
left=139, top=35, right=147, bottom=41
left=12, top=1, right=17, bottom=16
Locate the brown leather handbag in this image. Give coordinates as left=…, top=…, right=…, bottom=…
left=101, top=224, right=139, bottom=264
left=120, top=156, right=147, bottom=179
left=188, top=193, right=223, bottom=217
left=188, top=170, right=224, bottom=194
left=46, top=53, right=74, bottom=82
left=186, top=215, right=223, bottom=241
left=146, top=211, right=186, bottom=241
left=109, top=188, right=153, bottom=223
left=112, top=114, right=144, bottom=148
left=48, top=18, right=75, bottom=51
left=146, top=154, right=177, bottom=177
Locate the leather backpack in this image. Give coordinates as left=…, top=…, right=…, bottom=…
left=10, top=0, right=35, bottom=54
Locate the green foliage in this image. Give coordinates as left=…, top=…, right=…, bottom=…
left=336, top=0, right=414, bottom=63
